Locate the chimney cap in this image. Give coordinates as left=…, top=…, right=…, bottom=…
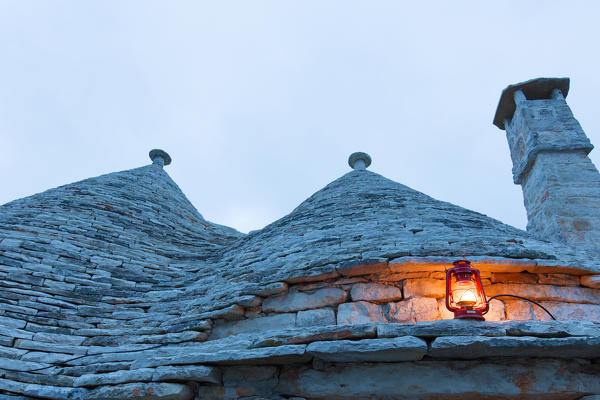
left=493, top=77, right=570, bottom=130
left=149, top=149, right=172, bottom=166
left=348, top=152, right=372, bottom=170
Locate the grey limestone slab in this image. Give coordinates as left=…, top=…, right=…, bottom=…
left=377, top=319, right=507, bottom=338
left=429, top=335, right=600, bottom=359
left=307, top=336, right=427, bottom=362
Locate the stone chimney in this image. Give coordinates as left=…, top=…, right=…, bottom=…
left=494, top=77, right=600, bottom=249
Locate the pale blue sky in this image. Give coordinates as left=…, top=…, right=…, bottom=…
left=1, top=1, right=599, bottom=233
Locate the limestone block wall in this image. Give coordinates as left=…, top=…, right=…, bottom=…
left=207, top=268, right=600, bottom=340
left=4, top=320, right=595, bottom=400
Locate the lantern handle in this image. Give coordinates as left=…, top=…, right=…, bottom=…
left=485, top=294, right=556, bottom=320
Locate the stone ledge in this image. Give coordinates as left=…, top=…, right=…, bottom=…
left=306, top=336, right=427, bottom=362
left=131, top=344, right=311, bottom=369
left=250, top=324, right=376, bottom=348
left=388, top=256, right=598, bottom=275
left=502, top=320, right=600, bottom=337
left=429, top=335, right=600, bottom=359
left=377, top=320, right=507, bottom=338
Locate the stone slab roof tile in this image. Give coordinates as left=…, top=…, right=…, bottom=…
left=207, top=169, right=592, bottom=302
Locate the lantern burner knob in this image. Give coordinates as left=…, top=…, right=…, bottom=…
left=348, top=152, right=372, bottom=170
left=149, top=149, right=172, bottom=168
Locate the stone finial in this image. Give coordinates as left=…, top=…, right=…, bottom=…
left=348, top=152, right=372, bottom=170
left=149, top=149, right=172, bottom=167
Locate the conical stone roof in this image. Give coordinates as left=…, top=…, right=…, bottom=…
left=193, top=166, right=591, bottom=315
left=1, top=154, right=592, bottom=318
left=1, top=152, right=599, bottom=400
left=0, top=161, right=242, bottom=296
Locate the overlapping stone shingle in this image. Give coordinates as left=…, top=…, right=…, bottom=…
left=0, top=156, right=599, bottom=399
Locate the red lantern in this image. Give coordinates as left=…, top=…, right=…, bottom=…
left=445, top=260, right=488, bottom=320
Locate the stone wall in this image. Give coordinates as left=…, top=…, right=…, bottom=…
left=4, top=320, right=598, bottom=399
left=3, top=254, right=598, bottom=399
left=1, top=144, right=600, bottom=399
left=207, top=269, right=600, bottom=340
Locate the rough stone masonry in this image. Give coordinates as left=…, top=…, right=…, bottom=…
left=0, top=77, right=599, bottom=399
left=494, top=77, right=600, bottom=249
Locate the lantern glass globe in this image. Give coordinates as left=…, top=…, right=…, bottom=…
left=455, top=281, right=478, bottom=307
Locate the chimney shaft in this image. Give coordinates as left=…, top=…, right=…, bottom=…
left=494, top=78, right=600, bottom=249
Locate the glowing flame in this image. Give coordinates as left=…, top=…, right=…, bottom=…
left=454, top=280, right=478, bottom=307
left=458, top=289, right=477, bottom=307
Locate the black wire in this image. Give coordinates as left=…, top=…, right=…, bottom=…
left=0, top=343, right=164, bottom=374
left=484, top=294, right=556, bottom=320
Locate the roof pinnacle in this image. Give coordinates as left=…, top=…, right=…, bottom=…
left=348, top=152, right=372, bottom=170
left=149, top=149, right=172, bottom=168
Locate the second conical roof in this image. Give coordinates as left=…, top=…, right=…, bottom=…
left=216, top=168, right=581, bottom=284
